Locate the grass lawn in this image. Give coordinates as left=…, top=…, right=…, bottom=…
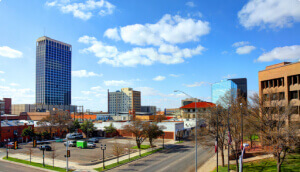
left=3, top=157, right=71, bottom=172
left=176, top=141, right=184, bottom=144
left=94, top=148, right=163, bottom=171
left=212, top=153, right=300, bottom=172
left=131, top=145, right=151, bottom=149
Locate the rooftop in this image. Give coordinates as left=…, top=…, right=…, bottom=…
left=180, top=102, right=215, bottom=109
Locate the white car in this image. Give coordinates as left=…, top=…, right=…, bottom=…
left=64, top=140, right=76, bottom=147
left=87, top=142, right=96, bottom=148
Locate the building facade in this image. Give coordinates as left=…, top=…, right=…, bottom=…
left=228, top=78, right=247, bottom=100
left=258, top=62, right=300, bottom=125
left=36, top=36, right=72, bottom=105
left=141, top=106, right=156, bottom=114
left=108, top=88, right=141, bottom=114
left=0, top=98, right=11, bottom=114
left=11, top=104, right=77, bottom=115
left=180, top=102, right=215, bottom=119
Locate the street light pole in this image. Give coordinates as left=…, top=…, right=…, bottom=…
left=101, top=144, right=106, bottom=169
left=162, top=132, right=165, bottom=149
left=66, top=137, right=69, bottom=172
left=240, top=103, right=244, bottom=172
left=174, top=90, right=198, bottom=172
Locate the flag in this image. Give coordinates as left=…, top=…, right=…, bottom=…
left=228, top=130, right=232, bottom=145
left=241, top=141, right=243, bottom=150
left=215, top=138, right=218, bottom=153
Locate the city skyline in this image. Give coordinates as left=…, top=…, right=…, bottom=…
left=0, top=0, right=300, bottom=111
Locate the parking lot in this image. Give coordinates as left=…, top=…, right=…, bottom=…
left=0, top=137, right=165, bottom=164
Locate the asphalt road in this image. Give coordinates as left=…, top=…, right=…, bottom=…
left=110, top=141, right=214, bottom=172
left=0, top=151, right=47, bottom=172
left=0, top=160, right=47, bottom=172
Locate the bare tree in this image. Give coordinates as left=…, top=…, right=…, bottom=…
left=123, top=120, right=147, bottom=149
left=112, top=141, right=125, bottom=164
left=126, top=140, right=133, bottom=160
left=249, top=92, right=299, bottom=172
left=50, top=143, right=57, bottom=168
left=27, top=147, right=33, bottom=164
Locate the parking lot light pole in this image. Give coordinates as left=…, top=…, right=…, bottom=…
left=162, top=132, right=165, bottom=149
left=101, top=144, right=106, bottom=169
left=4, top=138, right=9, bottom=159
left=43, top=148, right=45, bottom=167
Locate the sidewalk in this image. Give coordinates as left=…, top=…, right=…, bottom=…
left=198, top=149, right=273, bottom=172
left=0, top=140, right=176, bottom=172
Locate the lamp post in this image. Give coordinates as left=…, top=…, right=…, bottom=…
left=174, top=90, right=198, bottom=172
left=4, top=138, right=10, bottom=159
left=101, top=144, right=106, bottom=169
left=162, top=132, right=165, bottom=149
left=43, top=148, right=45, bottom=167
left=66, top=137, right=69, bottom=172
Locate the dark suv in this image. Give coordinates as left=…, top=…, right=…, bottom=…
left=39, top=145, right=52, bottom=151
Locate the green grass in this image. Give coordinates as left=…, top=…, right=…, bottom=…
left=175, top=141, right=184, bottom=144
left=131, top=145, right=151, bottom=149
left=3, top=157, right=72, bottom=172
left=95, top=148, right=163, bottom=171
left=212, top=153, right=300, bottom=172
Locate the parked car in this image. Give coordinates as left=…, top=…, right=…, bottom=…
left=64, top=140, right=77, bottom=147
left=88, top=138, right=99, bottom=143
left=87, top=142, right=96, bottom=148
left=6, top=142, right=14, bottom=149
left=53, top=137, right=60, bottom=140
left=66, top=133, right=83, bottom=139
left=39, top=145, right=52, bottom=151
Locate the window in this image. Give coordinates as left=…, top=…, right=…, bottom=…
left=264, top=94, right=269, bottom=101
left=279, top=92, right=285, bottom=100
left=271, top=93, right=277, bottom=100
left=291, top=106, right=298, bottom=114
left=290, top=91, right=298, bottom=99
left=279, top=78, right=283, bottom=86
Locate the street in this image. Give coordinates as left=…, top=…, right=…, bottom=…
left=110, top=141, right=214, bottom=172
left=0, top=160, right=47, bottom=172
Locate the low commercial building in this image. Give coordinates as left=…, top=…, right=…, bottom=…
left=93, top=121, right=185, bottom=140
left=141, top=106, right=156, bottom=115
left=0, top=120, right=34, bottom=143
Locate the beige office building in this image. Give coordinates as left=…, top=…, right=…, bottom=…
left=258, top=61, right=300, bottom=126
left=108, top=88, right=141, bottom=114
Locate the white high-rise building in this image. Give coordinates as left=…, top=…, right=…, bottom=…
left=108, top=88, right=141, bottom=114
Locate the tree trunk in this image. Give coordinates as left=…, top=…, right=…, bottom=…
left=277, top=156, right=281, bottom=172
left=53, top=159, right=54, bottom=168
left=221, top=147, right=225, bottom=167
left=149, top=138, right=153, bottom=147
left=30, top=153, right=31, bottom=164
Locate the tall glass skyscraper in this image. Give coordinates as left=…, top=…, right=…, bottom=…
left=211, top=80, right=237, bottom=104
left=36, top=36, right=71, bottom=105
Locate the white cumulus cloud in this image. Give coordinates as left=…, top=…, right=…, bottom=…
left=186, top=1, right=196, bottom=7
left=257, top=45, right=300, bottom=62
left=104, top=27, right=120, bottom=41
left=0, top=46, right=23, bottom=58
left=105, top=14, right=210, bottom=46
left=153, top=76, right=166, bottom=81
left=169, top=74, right=182, bottom=77
left=236, top=45, right=256, bottom=54
left=232, top=41, right=250, bottom=47
left=0, top=71, right=4, bottom=74
left=104, top=80, right=131, bottom=87
left=46, top=0, right=115, bottom=20
left=72, top=70, right=103, bottom=77
left=238, top=0, right=300, bottom=29
left=184, top=81, right=210, bottom=87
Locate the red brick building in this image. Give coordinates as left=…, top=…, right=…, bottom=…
left=0, top=120, right=34, bottom=143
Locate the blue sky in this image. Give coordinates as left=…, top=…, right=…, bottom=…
left=0, top=0, right=300, bottom=111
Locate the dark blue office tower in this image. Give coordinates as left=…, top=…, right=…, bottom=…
left=36, top=36, right=71, bottom=105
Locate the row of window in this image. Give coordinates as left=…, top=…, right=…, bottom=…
left=262, top=77, right=284, bottom=89
left=263, top=91, right=299, bottom=100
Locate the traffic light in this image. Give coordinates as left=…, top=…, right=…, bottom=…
left=14, top=141, right=18, bottom=149
left=33, top=140, right=37, bottom=148
left=67, top=150, right=70, bottom=157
